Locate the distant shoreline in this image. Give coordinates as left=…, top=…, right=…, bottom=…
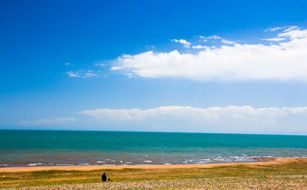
left=0, top=157, right=305, bottom=173
left=0, top=129, right=306, bottom=136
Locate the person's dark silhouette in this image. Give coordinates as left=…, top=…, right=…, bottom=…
left=101, top=173, right=107, bottom=182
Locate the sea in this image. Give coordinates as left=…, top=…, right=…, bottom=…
left=0, top=130, right=306, bottom=167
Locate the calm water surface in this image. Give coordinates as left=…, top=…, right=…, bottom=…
left=0, top=130, right=306, bottom=167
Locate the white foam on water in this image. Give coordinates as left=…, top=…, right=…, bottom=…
left=27, top=163, right=44, bottom=166
left=96, top=160, right=105, bottom=164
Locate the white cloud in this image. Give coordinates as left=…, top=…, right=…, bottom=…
left=265, top=26, right=286, bottom=32
left=221, top=39, right=236, bottom=45
left=200, top=35, right=223, bottom=40
left=278, top=26, right=307, bottom=39
left=18, top=117, right=75, bottom=126
left=95, top=63, right=106, bottom=67
left=112, top=26, right=307, bottom=81
left=81, top=106, right=307, bottom=133
left=172, top=39, right=191, bottom=48
left=67, top=70, right=97, bottom=78
left=67, top=71, right=79, bottom=77
left=191, top=45, right=209, bottom=49
left=82, top=106, right=307, bottom=120
left=200, top=35, right=236, bottom=45
left=263, top=37, right=286, bottom=42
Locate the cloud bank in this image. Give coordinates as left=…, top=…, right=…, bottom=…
left=18, top=117, right=75, bottom=126
left=112, top=26, right=307, bottom=81
left=82, top=106, right=307, bottom=134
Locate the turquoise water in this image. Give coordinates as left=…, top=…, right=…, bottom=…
left=0, top=130, right=306, bottom=166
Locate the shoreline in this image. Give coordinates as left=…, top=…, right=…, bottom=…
left=0, top=157, right=305, bottom=173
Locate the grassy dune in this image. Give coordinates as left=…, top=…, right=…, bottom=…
left=0, top=158, right=306, bottom=189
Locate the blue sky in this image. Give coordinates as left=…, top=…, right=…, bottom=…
left=1, top=0, right=307, bottom=134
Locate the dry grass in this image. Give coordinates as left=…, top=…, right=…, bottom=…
left=0, top=158, right=306, bottom=189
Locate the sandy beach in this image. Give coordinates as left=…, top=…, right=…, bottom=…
left=0, top=157, right=306, bottom=189
left=0, top=157, right=299, bottom=173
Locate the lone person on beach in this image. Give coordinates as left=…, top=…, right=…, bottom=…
left=101, top=173, right=107, bottom=182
